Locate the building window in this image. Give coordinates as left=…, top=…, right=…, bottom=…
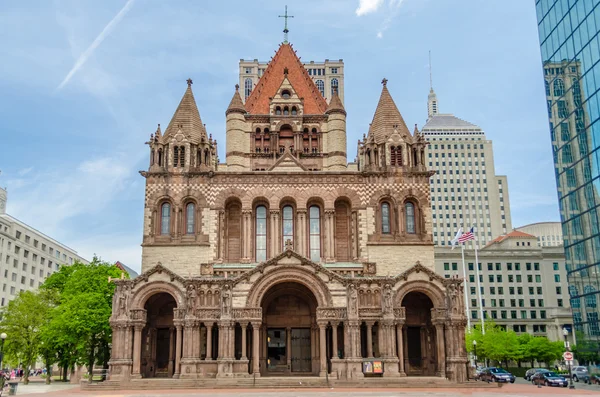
left=315, top=80, right=325, bottom=97
left=244, top=78, right=253, bottom=100
left=282, top=205, right=294, bottom=249
left=381, top=202, right=391, bottom=234
left=570, top=285, right=581, bottom=308
left=405, top=202, right=415, bottom=234
left=186, top=203, right=195, bottom=235
left=331, top=78, right=339, bottom=95
left=255, top=205, right=267, bottom=262
left=585, top=285, right=597, bottom=308
left=553, top=78, right=564, bottom=96
left=160, top=203, right=171, bottom=235
left=309, top=206, right=321, bottom=262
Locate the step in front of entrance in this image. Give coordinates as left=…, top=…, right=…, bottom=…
left=81, top=377, right=498, bottom=391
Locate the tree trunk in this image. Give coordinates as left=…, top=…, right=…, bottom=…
left=45, top=357, right=51, bottom=385
left=23, top=361, right=30, bottom=385
left=62, top=365, right=68, bottom=382
left=88, top=339, right=96, bottom=380
left=101, top=341, right=110, bottom=381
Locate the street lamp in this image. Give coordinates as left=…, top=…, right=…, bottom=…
left=0, top=332, right=7, bottom=371
left=563, top=328, right=575, bottom=390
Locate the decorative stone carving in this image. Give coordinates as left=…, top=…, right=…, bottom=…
left=173, top=308, right=186, bottom=320
left=348, top=284, right=358, bottom=318
left=393, top=307, right=406, bottom=320
left=130, top=309, right=147, bottom=323
left=187, top=285, right=197, bottom=311
left=316, top=307, right=347, bottom=320
left=221, top=284, right=231, bottom=316
left=363, top=262, right=376, bottom=275
left=383, top=284, right=393, bottom=314
left=194, top=308, right=221, bottom=319
left=200, top=263, right=213, bottom=275
left=232, top=307, right=262, bottom=320
left=358, top=307, right=383, bottom=319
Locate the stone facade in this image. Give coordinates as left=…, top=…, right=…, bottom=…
left=108, top=42, right=468, bottom=384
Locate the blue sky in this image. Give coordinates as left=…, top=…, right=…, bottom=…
left=0, top=0, right=556, bottom=272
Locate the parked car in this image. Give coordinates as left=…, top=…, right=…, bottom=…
left=572, top=366, right=588, bottom=382
left=479, top=367, right=516, bottom=383
left=475, top=366, right=486, bottom=380
left=531, top=371, right=569, bottom=387
left=586, top=374, right=600, bottom=385
left=524, top=368, right=550, bottom=381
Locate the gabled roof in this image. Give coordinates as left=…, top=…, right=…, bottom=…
left=485, top=230, right=538, bottom=247
left=163, top=80, right=207, bottom=144
left=421, top=114, right=481, bottom=131
left=244, top=43, right=328, bottom=115
left=268, top=150, right=308, bottom=172
left=367, top=80, right=411, bottom=144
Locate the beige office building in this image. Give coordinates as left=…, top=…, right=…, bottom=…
left=516, top=221, right=563, bottom=247
left=239, top=57, right=344, bottom=104
left=435, top=230, right=573, bottom=342
left=423, top=89, right=512, bottom=247
left=0, top=187, right=88, bottom=307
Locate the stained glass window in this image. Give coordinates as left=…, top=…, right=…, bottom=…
left=309, top=206, right=321, bottom=262
left=256, top=206, right=267, bottom=261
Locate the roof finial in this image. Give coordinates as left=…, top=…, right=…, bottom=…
left=381, top=78, right=388, bottom=86
left=429, top=50, right=433, bottom=90
left=187, top=78, right=193, bottom=87
left=278, top=5, right=294, bottom=44
left=235, top=84, right=240, bottom=91
left=283, top=67, right=289, bottom=75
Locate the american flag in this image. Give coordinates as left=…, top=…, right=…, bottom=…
left=458, top=227, right=475, bottom=243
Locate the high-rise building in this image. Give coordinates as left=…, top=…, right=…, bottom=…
left=422, top=90, right=512, bottom=247
left=536, top=0, right=600, bottom=341
left=0, top=187, right=88, bottom=307
left=239, top=58, right=344, bottom=104
left=516, top=221, right=563, bottom=247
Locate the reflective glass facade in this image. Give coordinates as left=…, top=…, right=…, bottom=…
left=536, top=0, right=600, bottom=340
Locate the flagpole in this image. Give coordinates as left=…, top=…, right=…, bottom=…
left=461, top=244, right=471, bottom=331
left=474, top=240, right=485, bottom=334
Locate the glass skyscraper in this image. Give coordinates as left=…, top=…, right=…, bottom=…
left=536, top=0, right=600, bottom=341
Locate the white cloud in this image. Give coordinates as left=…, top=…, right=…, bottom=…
left=57, top=0, right=135, bottom=90
left=18, top=166, right=34, bottom=176
left=377, top=0, right=406, bottom=38
left=356, top=0, right=384, bottom=16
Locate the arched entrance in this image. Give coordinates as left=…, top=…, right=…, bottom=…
left=401, top=291, right=437, bottom=376
left=260, top=282, right=318, bottom=375
left=141, top=292, right=177, bottom=378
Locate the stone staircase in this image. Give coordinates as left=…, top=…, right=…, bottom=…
left=82, top=376, right=498, bottom=391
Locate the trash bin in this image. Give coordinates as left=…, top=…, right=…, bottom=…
left=7, top=381, right=18, bottom=396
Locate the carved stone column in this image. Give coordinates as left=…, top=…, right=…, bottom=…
left=297, top=209, right=307, bottom=256
left=318, top=322, right=328, bottom=376
left=218, top=210, right=225, bottom=261
left=174, top=324, right=183, bottom=378
left=242, top=210, right=252, bottom=262
left=168, top=327, right=175, bottom=376
left=396, top=324, right=405, bottom=375
left=131, top=325, right=144, bottom=378
left=286, top=327, right=292, bottom=369
left=324, top=209, right=335, bottom=262
left=206, top=323, right=213, bottom=360
left=332, top=323, right=339, bottom=359
left=241, top=322, right=248, bottom=360
left=351, top=210, right=358, bottom=260
left=252, top=322, right=261, bottom=376
left=366, top=321, right=374, bottom=358
left=273, top=210, right=281, bottom=255
left=270, top=210, right=278, bottom=258
left=434, top=323, right=446, bottom=377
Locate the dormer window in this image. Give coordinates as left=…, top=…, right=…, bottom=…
left=282, top=89, right=291, bottom=99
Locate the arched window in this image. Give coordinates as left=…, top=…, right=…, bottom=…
left=244, top=78, right=253, bottom=100
left=585, top=285, right=597, bottom=308
left=331, top=78, right=338, bottom=95
left=204, top=149, right=209, bottom=165
left=381, top=202, right=391, bottom=234
left=186, top=203, right=195, bottom=234
left=283, top=106, right=289, bottom=116
left=281, top=89, right=291, bottom=99
left=226, top=201, right=242, bottom=262
left=276, top=106, right=282, bottom=115
left=334, top=200, right=351, bottom=261
left=179, top=146, right=185, bottom=167
left=158, top=148, right=163, bottom=166
left=255, top=205, right=267, bottom=261
left=150, top=150, right=155, bottom=166
left=545, top=80, right=550, bottom=96
left=291, top=106, right=297, bottom=116
left=174, top=146, right=179, bottom=167
left=554, top=78, right=564, bottom=96
left=160, top=203, right=171, bottom=235
left=570, top=285, right=581, bottom=308
left=405, top=202, right=416, bottom=234
left=316, top=80, right=325, bottom=97
left=282, top=205, right=294, bottom=249
left=309, top=206, right=321, bottom=262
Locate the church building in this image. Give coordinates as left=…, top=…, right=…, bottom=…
left=107, top=41, right=468, bottom=385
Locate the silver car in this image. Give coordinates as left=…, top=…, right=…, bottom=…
left=572, top=366, right=588, bottom=382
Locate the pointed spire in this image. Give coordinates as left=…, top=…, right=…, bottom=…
left=226, top=84, right=247, bottom=115
left=163, top=79, right=207, bottom=144
left=155, top=123, right=162, bottom=138
left=367, top=79, right=411, bottom=144
left=427, top=52, right=439, bottom=118
left=325, top=88, right=346, bottom=116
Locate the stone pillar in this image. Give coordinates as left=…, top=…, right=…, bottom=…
left=168, top=327, right=175, bottom=376
left=351, top=211, right=358, bottom=260
left=324, top=209, right=335, bottom=262
left=218, top=210, right=225, bottom=261
left=174, top=325, right=183, bottom=378
left=319, top=322, right=328, bottom=376
left=396, top=323, right=406, bottom=375
left=242, top=210, right=252, bottom=262
left=435, top=323, right=446, bottom=377
left=241, top=323, right=248, bottom=360
left=286, top=327, right=292, bottom=369
left=297, top=210, right=307, bottom=256
left=332, top=323, right=339, bottom=359
left=366, top=321, right=374, bottom=358
left=131, top=325, right=144, bottom=378
left=206, top=323, right=213, bottom=360
left=270, top=210, right=278, bottom=258
left=252, top=323, right=261, bottom=376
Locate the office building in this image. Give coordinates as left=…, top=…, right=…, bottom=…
left=516, top=221, right=563, bottom=247
left=0, top=187, right=88, bottom=307
left=536, top=0, right=600, bottom=340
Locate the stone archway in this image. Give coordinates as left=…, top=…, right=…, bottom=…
left=260, top=282, right=318, bottom=375
left=401, top=291, right=436, bottom=376
left=141, top=292, right=177, bottom=378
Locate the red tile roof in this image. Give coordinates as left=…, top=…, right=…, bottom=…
left=367, top=81, right=411, bottom=144
left=486, top=230, right=537, bottom=246
left=244, top=43, right=328, bottom=115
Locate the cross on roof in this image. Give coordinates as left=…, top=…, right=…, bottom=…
left=279, top=5, right=294, bottom=44
left=187, top=78, right=193, bottom=87
left=381, top=78, right=388, bottom=86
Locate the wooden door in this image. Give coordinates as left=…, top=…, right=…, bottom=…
left=291, top=328, right=312, bottom=372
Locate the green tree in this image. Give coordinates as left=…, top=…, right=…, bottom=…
left=0, top=290, right=53, bottom=384
left=483, top=324, right=519, bottom=369
left=572, top=331, right=600, bottom=365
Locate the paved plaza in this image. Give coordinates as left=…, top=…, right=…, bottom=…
left=11, top=382, right=600, bottom=397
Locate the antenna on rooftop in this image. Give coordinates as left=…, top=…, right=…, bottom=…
left=429, top=50, right=433, bottom=90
